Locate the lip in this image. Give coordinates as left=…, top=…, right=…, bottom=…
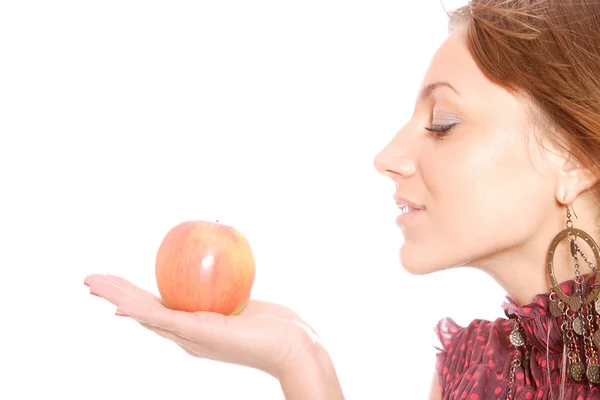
left=393, top=194, right=425, bottom=226
left=393, top=194, right=425, bottom=210
left=395, top=209, right=424, bottom=226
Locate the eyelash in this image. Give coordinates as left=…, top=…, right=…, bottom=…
left=424, top=123, right=457, bottom=138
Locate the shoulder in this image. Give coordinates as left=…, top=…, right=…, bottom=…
left=434, top=317, right=512, bottom=394
left=435, top=316, right=511, bottom=351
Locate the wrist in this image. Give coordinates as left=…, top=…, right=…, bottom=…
left=278, top=342, right=344, bottom=400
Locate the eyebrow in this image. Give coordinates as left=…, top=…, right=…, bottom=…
left=418, top=81, right=459, bottom=101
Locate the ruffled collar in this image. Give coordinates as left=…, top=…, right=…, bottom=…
left=501, top=275, right=598, bottom=354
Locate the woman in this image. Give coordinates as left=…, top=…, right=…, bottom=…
left=84, top=0, right=600, bottom=398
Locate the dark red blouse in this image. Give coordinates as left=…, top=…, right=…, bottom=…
left=435, top=279, right=600, bottom=399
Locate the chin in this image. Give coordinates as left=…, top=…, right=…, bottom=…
left=398, top=242, right=453, bottom=275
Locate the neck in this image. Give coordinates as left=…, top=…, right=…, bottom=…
left=480, top=197, right=600, bottom=306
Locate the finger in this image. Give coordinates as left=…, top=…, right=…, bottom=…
left=117, top=301, right=253, bottom=357
left=138, top=322, right=202, bottom=354
left=116, top=300, right=211, bottom=341
left=85, top=274, right=147, bottom=299
left=122, top=299, right=315, bottom=350
left=178, top=344, right=205, bottom=358
left=85, top=275, right=137, bottom=306
left=85, top=274, right=160, bottom=307
left=105, top=275, right=162, bottom=303
left=137, top=322, right=210, bottom=359
left=121, top=301, right=311, bottom=374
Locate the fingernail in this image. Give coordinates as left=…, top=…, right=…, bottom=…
left=84, top=281, right=90, bottom=287
left=90, top=291, right=99, bottom=297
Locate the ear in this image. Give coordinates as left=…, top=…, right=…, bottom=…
left=555, top=157, right=599, bottom=205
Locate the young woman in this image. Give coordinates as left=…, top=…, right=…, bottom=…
left=84, top=1, right=600, bottom=398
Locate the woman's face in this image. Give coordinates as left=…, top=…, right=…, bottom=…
left=374, top=28, right=564, bottom=275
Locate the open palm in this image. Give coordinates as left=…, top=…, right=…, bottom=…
left=84, top=274, right=319, bottom=378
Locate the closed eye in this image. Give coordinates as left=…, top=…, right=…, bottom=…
left=424, top=123, right=457, bottom=138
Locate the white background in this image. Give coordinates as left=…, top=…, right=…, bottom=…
left=1, top=1, right=507, bottom=399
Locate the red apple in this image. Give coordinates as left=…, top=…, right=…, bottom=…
left=155, top=220, right=256, bottom=315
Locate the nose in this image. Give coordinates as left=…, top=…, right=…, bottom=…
left=374, top=131, right=416, bottom=179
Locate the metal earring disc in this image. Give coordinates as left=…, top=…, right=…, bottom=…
left=547, top=228, right=600, bottom=305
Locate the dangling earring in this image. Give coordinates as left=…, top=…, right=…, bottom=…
left=507, top=315, right=531, bottom=400
left=547, top=205, right=600, bottom=384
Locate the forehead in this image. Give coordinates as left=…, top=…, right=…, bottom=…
left=420, top=29, right=487, bottom=98
left=419, top=28, right=527, bottom=123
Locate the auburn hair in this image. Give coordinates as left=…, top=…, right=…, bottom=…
left=448, top=0, right=600, bottom=195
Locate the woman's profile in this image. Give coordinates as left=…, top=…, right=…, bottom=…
left=85, top=0, right=600, bottom=398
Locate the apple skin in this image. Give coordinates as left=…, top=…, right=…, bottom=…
left=155, top=220, right=256, bottom=315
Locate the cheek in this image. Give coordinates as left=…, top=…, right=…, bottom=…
left=423, top=131, right=541, bottom=216
left=420, top=140, right=509, bottom=217
left=409, top=135, right=553, bottom=263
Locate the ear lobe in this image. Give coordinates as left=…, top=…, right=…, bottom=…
left=556, top=167, right=599, bottom=205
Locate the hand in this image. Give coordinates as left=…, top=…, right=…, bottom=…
left=84, top=274, right=321, bottom=378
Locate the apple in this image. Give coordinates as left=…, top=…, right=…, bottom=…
left=155, top=220, right=256, bottom=315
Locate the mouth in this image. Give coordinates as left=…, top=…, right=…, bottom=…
left=397, top=204, right=421, bottom=214
left=394, top=195, right=425, bottom=225
left=394, top=194, right=425, bottom=211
